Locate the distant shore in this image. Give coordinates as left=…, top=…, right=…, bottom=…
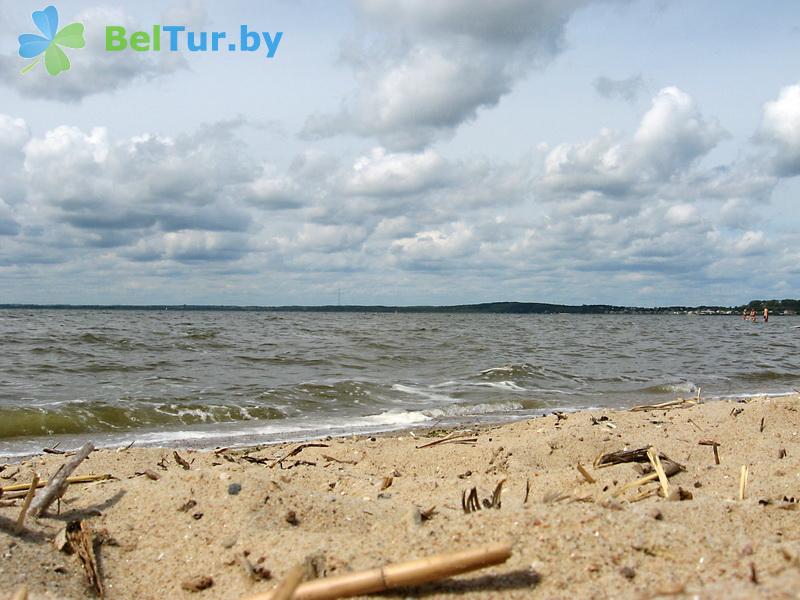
left=1, top=299, right=799, bottom=315
left=2, top=393, right=799, bottom=599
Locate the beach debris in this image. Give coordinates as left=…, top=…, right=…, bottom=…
left=269, top=443, right=329, bottom=468
left=240, top=542, right=512, bottom=600
left=461, top=480, right=504, bottom=513
left=667, top=487, right=693, bottom=501
left=647, top=448, right=670, bottom=497
left=322, top=454, right=358, bottom=466
left=30, top=442, right=94, bottom=517
left=758, top=496, right=798, bottom=510
left=542, top=490, right=572, bottom=504
left=142, top=469, right=160, bottom=481
left=457, top=470, right=472, bottom=479
left=739, top=465, right=749, bottom=500
left=182, top=575, right=214, bottom=592
left=612, top=455, right=685, bottom=499
left=576, top=463, right=596, bottom=484
left=379, top=476, right=393, bottom=491
left=630, top=394, right=699, bottom=412
left=43, top=443, right=66, bottom=455
left=418, top=505, right=437, bottom=521
left=157, top=456, right=169, bottom=470
left=778, top=448, right=787, bottom=459
left=489, top=446, right=504, bottom=465
left=228, top=483, right=242, bottom=495
left=760, top=417, right=765, bottom=432
left=285, top=510, right=300, bottom=526
left=524, top=479, right=531, bottom=505
left=553, top=411, right=567, bottom=423
left=14, top=472, right=39, bottom=533
left=1, top=474, right=111, bottom=498
left=750, top=562, right=759, bottom=584
left=416, top=431, right=478, bottom=449
left=730, top=407, right=744, bottom=417
left=687, top=418, right=704, bottom=432
left=620, top=566, right=636, bottom=580
left=594, top=446, right=683, bottom=471
left=240, top=552, right=272, bottom=582
left=10, top=585, right=28, bottom=600
left=698, top=440, right=721, bottom=465
left=65, top=520, right=105, bottom=598
left=270, top=564, right=304, bottom=600
left=462, top=487, right=481, bottom=513
left=178, top=499, right=197, bottom=512
left=173, top=451, right=191, bottom=470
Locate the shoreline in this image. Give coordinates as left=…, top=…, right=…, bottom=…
left=2, top=393, right=800, bottom=598
left=1, top=389, right=797, bottom=462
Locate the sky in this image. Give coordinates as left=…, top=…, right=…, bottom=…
left=1, top=0, right=799, bottom=306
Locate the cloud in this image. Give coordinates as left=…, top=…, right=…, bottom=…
left=757, top=83, right=800, bottom=176
left=0, top=7, right=185, bottom=102
left=543, top=87, right=727, bottom=197
left=303, top=0, right=596, bottom=149
left=592, top=74, right=645, bottom=102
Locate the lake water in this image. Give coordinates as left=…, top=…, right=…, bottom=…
left=1, top=309, right=797, bottom=456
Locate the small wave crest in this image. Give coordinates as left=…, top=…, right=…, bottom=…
left=0, top=402, right=286, bottom=440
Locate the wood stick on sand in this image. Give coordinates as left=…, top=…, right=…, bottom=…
left=698, top=440, right=721, bottom=465
left=15, top=473, right=39, bottom=533
left=30, top=443, right=94, bottom=517
left=242, top=543, right=512, bottom=600
left=576, top=463, right=596, bottom=484
left=739, top=465, right=749, bottom=501
left=647, top=448, right=670, bottom=498
left=270, top=564, right=306, bottom=600
left=1, top=474, right=110, bottom=495
left=11, top=585, right=28, bottom=600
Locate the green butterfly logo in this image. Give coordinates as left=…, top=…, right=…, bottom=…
left=18, top=5, right=85, bottom=76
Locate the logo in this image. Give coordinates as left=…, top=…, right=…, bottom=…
left=18, top=5, right=85, bottom=76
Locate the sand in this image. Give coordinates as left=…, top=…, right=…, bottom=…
left=1, top=394, right=799, bottom=600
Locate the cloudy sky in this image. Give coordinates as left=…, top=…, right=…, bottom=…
left=1, top=0, right=799, bottom=306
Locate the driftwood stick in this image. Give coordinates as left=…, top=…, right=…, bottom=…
left=739, top=465, right=749, bottom=500
left=242, top=543, right=512, bottom=600
left=11, top=585, right=28, bottom=600
left=630, top=398, right=697, bottom=412
left=416, top=432, right=476, bottom=449
left=1, top=474, right=110, bottom=495
left=576, top=463, right=596, bottom=484
left=15, top=473, right=39, bottom=533
left=271, top=564, right=306, bottom=600
left=647, top=448, right=670, bottom=497
left=30, top=443, right=94, bottom=517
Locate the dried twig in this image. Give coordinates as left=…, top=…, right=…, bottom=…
left=647, top=448, right=670, bottom=497
left=576, top=463, right=596, bottom=484
left=698, top=440, right=721, bottom=465
left=241, top=543, right=512, bottom=600
left=10, top=585, right=28, bottom=600
left=462, top=487, right=481, bottom=513
left=173, top=451, right=191, bottom=470
left=321, top=454, right=358, bottom=465
left=416, top=432, right=477, bottom=449
left=30, top=443, right=94, bottom=517
left=15, top=473, right=39, bottom=533
left=630, top=398, right=697, bottom=412
left=739, top=465, right=749, bottom=501
left=271, top=564, right=305, bottom=600
left=269, top=443, right=329, bottom=468
left=1, top=474, right=111, bottom=498
left=66, top=520, right=104, bottom=598
left=523, top=479, right=530, bottom=505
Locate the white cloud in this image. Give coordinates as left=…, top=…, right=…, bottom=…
left=303, top=0, right=597, bottom=149
left=757, top=83, right=800, bottom=176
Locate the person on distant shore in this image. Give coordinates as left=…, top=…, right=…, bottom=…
left=764, top=307, right=769, bottom=323
left=750, top=308, right=757, bottom=322
left=742, top=309, right=748, bottom=320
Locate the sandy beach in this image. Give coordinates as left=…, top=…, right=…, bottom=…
left=2, top=393, right=799, bottom=599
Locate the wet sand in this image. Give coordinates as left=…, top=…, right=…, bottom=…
left=1, top=394, right=799, bottom=599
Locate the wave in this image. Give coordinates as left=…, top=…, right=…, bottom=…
left=0, top=402, right=286, bottom=440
